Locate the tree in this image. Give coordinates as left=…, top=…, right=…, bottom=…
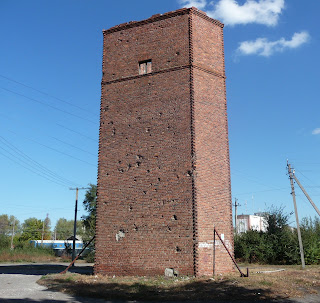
left=82, top=184, right=97, bottom=241
left=54, top=218, right=83, bottom=240
left=20, top=217, right=51, bottom=241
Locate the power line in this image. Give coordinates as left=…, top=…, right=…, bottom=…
left=6, top=129, right=97, bottom=167
left=0, top=74, right=98, bottom=116
left=0, top=136, right=79, bottom=187
left=0, top=148, right=69, bottom=188
left=0, top=112, right=98, bottom=152
left=0, top=86, right=98, bottom=125
left=56, top=123, right=99, bottom=142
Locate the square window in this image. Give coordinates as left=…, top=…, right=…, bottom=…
left=139, top=60, right=152, bottom=75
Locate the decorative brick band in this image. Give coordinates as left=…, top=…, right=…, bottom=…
left=101, top=64, right=225, bottom=87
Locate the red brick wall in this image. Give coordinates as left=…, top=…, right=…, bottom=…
left=95, top=7, right=234, bottom=276
left=191, top=12, right=234, bottom=275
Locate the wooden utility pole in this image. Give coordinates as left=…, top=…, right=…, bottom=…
left=70, top=187, right=89, bottom=266
left=10, top=218, right=15, bottom=250
left=41, top=220, right=45, bottom=247
left=287, top=162, right=305, bottom=269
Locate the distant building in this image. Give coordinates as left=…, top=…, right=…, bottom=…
left=236, top=214, right=267, bottom=233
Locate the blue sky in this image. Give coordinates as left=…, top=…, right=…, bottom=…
left=1, top=0, right=319, bottom=229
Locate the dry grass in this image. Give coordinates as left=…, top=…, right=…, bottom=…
left=0, top=247, right=58, bottom=263
left=38, top=264, right=320, bottom=302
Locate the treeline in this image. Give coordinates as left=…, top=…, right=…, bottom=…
left=235, top=208, right=320, bottom=265
left=0, top=184, right=96, bottom=249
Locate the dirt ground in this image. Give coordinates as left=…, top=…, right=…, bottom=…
left=36, top=264, right=320, bottom=302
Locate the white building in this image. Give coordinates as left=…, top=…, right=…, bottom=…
left=236, top=214, right=267, bottom=233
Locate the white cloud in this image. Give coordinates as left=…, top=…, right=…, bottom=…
left=312, top=128, right=320, bottom=135
left=180, top=0, right=285, bottom=26
left=237, top=31, right=310, bottom=57
left=179, top=0, right=207, bottom=10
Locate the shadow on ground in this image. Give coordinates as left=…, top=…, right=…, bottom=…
left=39, top=277, right=302, bottom=303
left=0, top=264, right=93, bottom=275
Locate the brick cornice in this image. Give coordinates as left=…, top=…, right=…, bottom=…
left=103, top=7, right=223, bottom=36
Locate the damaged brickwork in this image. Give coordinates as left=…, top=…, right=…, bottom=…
left=95, top=7, right=234, bottom=276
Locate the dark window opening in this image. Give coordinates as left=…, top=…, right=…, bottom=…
left=139, top=60, right=152, bottom=75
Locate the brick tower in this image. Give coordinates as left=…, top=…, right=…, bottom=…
left=95, top=7, right=234, bottom=276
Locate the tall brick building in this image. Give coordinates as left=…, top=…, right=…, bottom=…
left=95, top=7, right=234, bottom=276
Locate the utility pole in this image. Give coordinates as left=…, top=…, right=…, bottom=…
left=41, top=220, right=45, bottom=247
left=10, top=218, right=15, bottom=250
left=287, top=162, right=305, bottom=269
left=291, top=172, right=320, bottom=217
left=70, top=187, right=89, bottom=266
left=234, top=198, right=240, bottom=233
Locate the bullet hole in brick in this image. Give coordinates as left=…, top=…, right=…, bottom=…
left=129, top=205, right=133, bottom=211
left=118, top=160, right=122, bottom=164
left=143, top=191, right=147, bottom=194
left=106, top=173, right=109, bottom=176
left=167, top=60, right=171, bottom=63
left=154, top=154, right=159, bottom=158
left=112, top=73, right=115, bottom=76
left=126, top=40, right=129, bottom=43
left=147, top=170, right=150, bottom=173
left=176, top=51, right=180, bottom=56
left=127, top=164, right=132, bottom=170
left=171, top=215, right=177, bottom=221
left=158, top=177, right=161, bottom=181
left=148, top=82, right=151, bottom=86
left=108, top=121, right=113, bottom=125
left=154, top=188, right=158, bottom=192
left=116, top=230, right=125, bottom=242
left=150, top=183, right=153, bottom=186
left=133, top=224, right=138, bottom=231
left=104, top=106, right=109, bottom=112
left=137, top=116, right=141, bottom=120
left=149, top=134, right=152, bottom=136
left=176, top=246, right=182, bottom=252
left=118, top=168, right=124, bottom=173
left=128, top=124, right=131, bottom=127
left=159, top=112, right=163, bottom=116
left=146, top=127, right=150, bottom=132
left=136, top=155, right=143, bottom=160
left=135, top=161, right=141, bottom=167
left=187, top=170, right=192, bottom=176
left=176, top=175, right=180, bottom=179
left=112, top=128, right=116, bottom=136
left=126, top=153, right=129, bottom=156
left=167, top=226, right=172, bottom=232
left=133, top=177, right=137, bottom=182
left=167, top=125, right=171, bottom=129
left=161, top=215, right=164, bottom=218
left=158, top=166, right=161, bottom=169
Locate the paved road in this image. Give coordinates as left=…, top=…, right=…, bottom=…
left=0, top=263, right=319, bottom=303
left=0, top=263, right=106, bottom=303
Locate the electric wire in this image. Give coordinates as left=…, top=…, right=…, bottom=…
left=0, top=112, right=98, bottom=154
left=0, top=136, right=79, bottom=187
left=0, top=86, right=97, bottom=125
left=6, top=129, right=97, bottom=167
left=0, top=74, right=98, bottom=116
left=0, top=147, right=69, bottom=188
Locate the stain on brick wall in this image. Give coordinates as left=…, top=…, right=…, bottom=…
left=95, top=7, right=234, bottom=277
